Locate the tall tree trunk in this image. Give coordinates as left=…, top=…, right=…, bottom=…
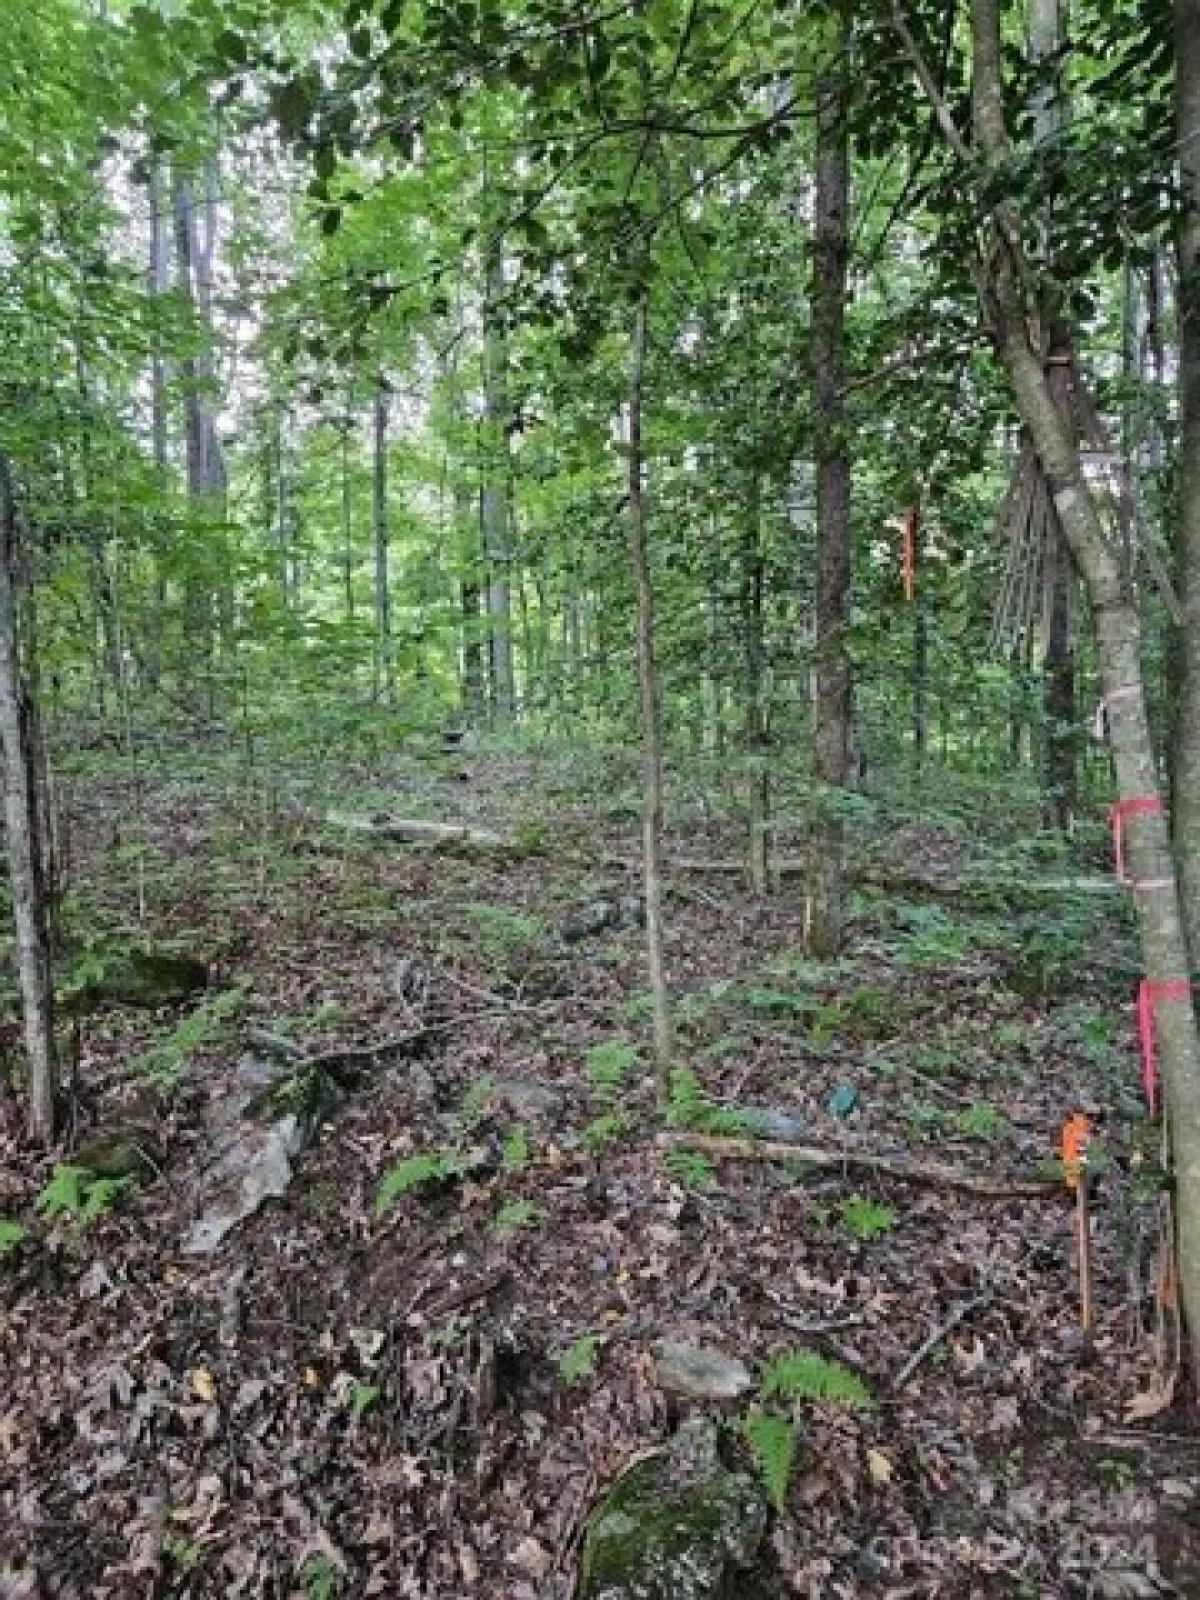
left=808, top=1, right=854, bottom=956
left=741, top=475, right=770, bottom=893
left=171, top=166, right=222, bottom=695
left=1174, top=0, right=1200, bottom=964
left=372, top=377, right=393, bottom=702
left=340, top=408, right=355, bottom=623
left=145, top=163, right=170, bottom=689
left=703, top=510, right=725, bottom=755
left=960, top=0, right=1200, bottom=1379
left=1031, top=0, right=1078, bottom=834
left=482, top=236, right=515, bottom=721
left=0, top=457, right=57, bottom=1143
left=627, top=287, right=672, bottom=1074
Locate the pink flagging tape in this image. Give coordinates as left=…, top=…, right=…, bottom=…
left=1109, top=794, right=1164, bottom=886
left=1137, top=979, right=1192, bottom=1116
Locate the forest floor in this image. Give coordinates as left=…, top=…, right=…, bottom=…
left=2, top=735, right=1200, bottom=1599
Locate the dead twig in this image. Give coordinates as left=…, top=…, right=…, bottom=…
left=891, top=1291, right=993, bottom=1391
left=657, top=1131, right=1057, bottom=1198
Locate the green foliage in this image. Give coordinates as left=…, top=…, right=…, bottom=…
left=742, top=1408, right=796, bottom=1513
left=585, top=1039, right=640, bottom=1099
left=457, top=1074, right=495, bottom=1128
left=501, top=1124, right=530, bottom=1173
left=582, top=1111, right=630, bottom=1155
left=839, top=1194, right=897, bottom=1242
left=493, top=1198, right=541, bottom=1234
left=0, top=1219, right=28, bottom=1259
left=350, top=1383, right=382, bottom=1420
left=954, top=1101, right=1006, bottom=1141
left=662, top=1147, right=716, bottom=1193
left=162, top=1535, right=201, bottom=1572
left=759, top=1348, right=873, bottom=1410
left=298, top=1554, right=343, bottom=1600
left=36, top=1166, right=134, bottom=1226
left=374, top=1151, right=461, bottom=1215
left=458, top=902, right=544, bottom=962
left=132, top=985, right=249, bottom=1092
left=556, top=1333, right=604, bottom=1385
left=664, top=1067, right=748, bottom=1135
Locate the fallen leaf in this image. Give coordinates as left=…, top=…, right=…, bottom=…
left=509, top=1537, right=551, bottom=1578
left=188, top=1367, right=217, bottom=1404
left=866, top=1447, right=893, bottom=1485
left=1123, top=1373, right=1176, bottom=1422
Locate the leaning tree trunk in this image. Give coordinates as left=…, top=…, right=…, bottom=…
left=1173, top=0, right=1200, bottom=965
left=964, top=0, right=1200, bottom=1379
left=0, top=456, right=57, bottom=1143
left=627, top=286, right=672, bottom=1075
left=808, top=0, right=854, bottom=956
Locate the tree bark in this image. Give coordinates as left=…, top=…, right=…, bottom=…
left=0, top=456, right=57, bottom=1143
left=959, top=0, right=1200, bottom=1379
left=741, top=474, right=770, bottom=893
left=1174, top=0, right=1200, bottom=963
left=808, top=0, right=854, bottom=955
left=482, top=235, right=515, bottom=721
left=372, top=376, right=393, bottom=702
left=627, top=287, right=672, bottom=1074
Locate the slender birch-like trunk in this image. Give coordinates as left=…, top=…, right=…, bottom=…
left=627, top=287, right=672, bottom=1074
left=949, top=0, right=1200, bottom=1379
left=0, top=456, right=56, bottom=1143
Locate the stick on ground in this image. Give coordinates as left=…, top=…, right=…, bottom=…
left=657, top=1132, right=1057, bottom=1198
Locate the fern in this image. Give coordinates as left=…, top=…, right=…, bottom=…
left=585, top=1039, right=639, bottom=1099
left=582, top=1112, right=630, bottom=1154
left=664, top=1067, right=750, bottom=1136
left=839, top=1195, right=897, bottom=1242
left=0, top=1219, right=28, bottom=1259
left=743, top=1408, right=796, bottom=1512
left=35, top=1166, right=132, bottom=1226
left=662, top=1147, right=716, bottom=1192
left=374, top=1151, right=459, bottom=1215
left=759, top=1347, right=873, bottom=1410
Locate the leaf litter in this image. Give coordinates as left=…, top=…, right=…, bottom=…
left=1, top=746, right=1198, bottom=1597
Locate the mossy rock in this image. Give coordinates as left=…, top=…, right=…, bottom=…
left=580, top=1417, right=768, bottom=1600
left=73, top=1129, right=159, bottom=1179
left=82, top=949, right=209, bottom=1010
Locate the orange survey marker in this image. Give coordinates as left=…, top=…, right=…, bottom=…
left=1061, top=1113, right=1092, bottom=1189
left=1061, top=1113, right=1094, bottom=1334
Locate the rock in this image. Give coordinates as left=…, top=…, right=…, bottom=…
left=739, top=1107, right=807, bottom=1142
left=652, top=1339, right=753, bottom=1402
left=559, top=897, right=645, bottom=944
left=182, top=1112, right=306, bottom=1255
left=81, top=948, right=209, bottom=1010
left=492, top=1077, right=564, bottom=1118
left=73, top=1129, right=159, bottom=1179
left=580, top=1416, right=768, bottom=1600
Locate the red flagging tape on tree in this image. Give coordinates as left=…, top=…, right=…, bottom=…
left=1137, top=979, right=1192, bottom=1116
left=1109, top=794, right=1164, bottom=886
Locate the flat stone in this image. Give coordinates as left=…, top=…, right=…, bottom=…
left=652, top=1339, right=753, bottom=1402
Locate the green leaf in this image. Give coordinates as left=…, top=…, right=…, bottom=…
left=743, top=1407, right=796, bottom=1512
left=556, top=1333, right=603, bottom=1384
left=759, top=1348, right=873, bottom=1410
left=374, top=1152, right=458, bottom=1215
left=0, top=1219, right=28, bottom=1259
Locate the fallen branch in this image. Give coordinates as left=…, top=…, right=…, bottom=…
left=326, top=810, right=507, bottom=851
left=657, top=1132, right=1057, bottom=1198
left=891, top=1291, right=994, bottom=1391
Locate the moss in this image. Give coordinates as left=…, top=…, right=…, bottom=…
left=580, top=1421, right=767, bottom=1600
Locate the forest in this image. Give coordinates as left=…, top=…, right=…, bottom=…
left=2, top=0, right=1200, bottom=1594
